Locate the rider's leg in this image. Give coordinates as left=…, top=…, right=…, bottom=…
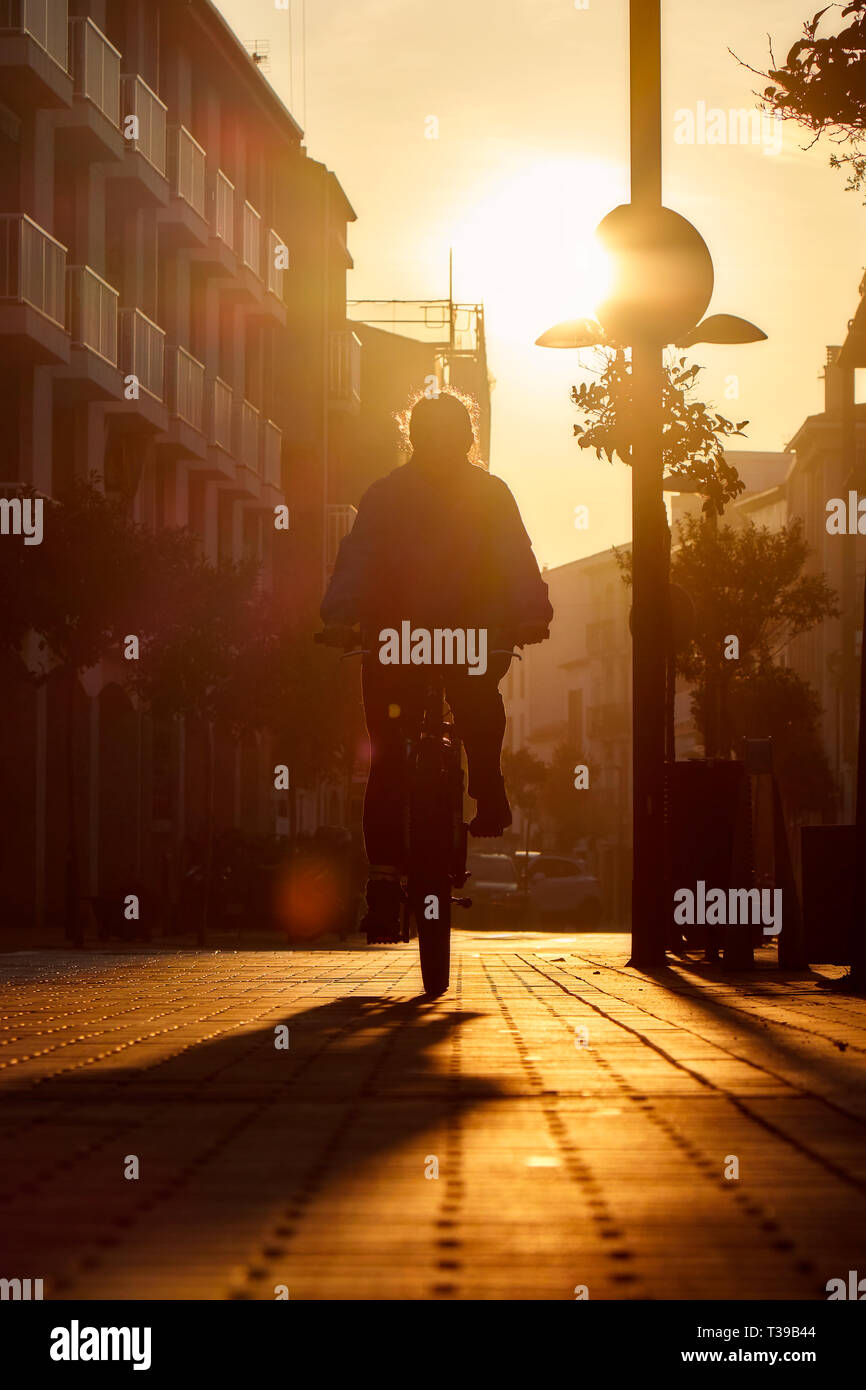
left=446, top=652, right=513, bottom=837
left=360, top=661, right=423, bottom=939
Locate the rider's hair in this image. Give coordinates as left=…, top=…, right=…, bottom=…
left=409, top=392, right=474, bottom=455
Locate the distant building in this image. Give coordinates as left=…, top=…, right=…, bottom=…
left=347, top=295, right=492, bottom=478
left=512, top=546, right=633, bottom=921
left=784, top=347, right=866, bottom=821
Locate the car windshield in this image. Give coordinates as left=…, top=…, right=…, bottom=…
left=469, top=856, right=516, bottom=884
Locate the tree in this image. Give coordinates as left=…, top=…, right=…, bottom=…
left=539, top=744, right=596, bottom=853
left=219, top=593, right=367, bottom=839
left=573, top=350, right=748, bottom=517
left=737, top=3, right=866, bottom=196
left=670, top=513, right=839, bottom=753
left=501, top=746, right=547, bottom=850
left=613, top=513, right=839, bottom=814
left=674, top=515, right=838, bottom=820
left=1, top=477, right=153, bottom=941
left=129, top=544, right=261, bottom=942
left=727, top=664, right=836, bottom=820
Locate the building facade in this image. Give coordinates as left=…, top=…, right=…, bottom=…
left=0, top=0, right=357, bottom=926
left=513, top=546, right=633, bottom=920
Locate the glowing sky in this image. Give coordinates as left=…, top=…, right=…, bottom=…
left=216, top=0, right=865, bottom=568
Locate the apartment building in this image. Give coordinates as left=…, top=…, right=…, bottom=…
left=513, top=546, right=633, bottom=918
left=784, top=348, right=866, bottom=821
left=0, top=0, right=357, bottom=925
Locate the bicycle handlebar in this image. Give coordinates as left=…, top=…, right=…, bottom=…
left=316, top=630, right=523, bottom=662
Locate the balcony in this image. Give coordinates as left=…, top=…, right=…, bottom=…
left=58, top=264, right=121, bottom=400
left=63, top=16, right=122, bottom=159
left=0, top=0, right=72, bottom=110
left=190, top=169, right=237, bottom=278
left=239, top=400, right=260, bottom=474
left=209, top=377, right=234, bottom=453
left=98, top=305, right=166, bottom=430
left=159, top=126, right=209, bottom=247
left=215, top=171, right=234, bottom=249
left=328, top=329, right=361, bottom=412
left=241, top=201, right=262, bottom=279
left=169, top=346, right=204, bottom=429
left=157, top=345, right=207, bottom=460
left=68, top=265, right=117, bottom=363
left=262, top=418, right=282, bottom=489
left=0, top=214, right=69, bottom=363
left=174, top=126, right=206, bottom=216
left=119, top=307, right=164, bottom=399
left=266, top=228, right=288, bottom=301
left=110, top=74, right=169, bottom=207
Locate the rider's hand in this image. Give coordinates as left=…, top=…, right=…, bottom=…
left=515, top=620, right=550, bottom=647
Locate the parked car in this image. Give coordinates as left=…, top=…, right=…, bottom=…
left=464, top=852, right=522, bottom=925
left=521, top=854, right=603, bottom=926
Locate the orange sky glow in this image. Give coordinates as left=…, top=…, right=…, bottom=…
left=216, top=0, right=865, bottom=569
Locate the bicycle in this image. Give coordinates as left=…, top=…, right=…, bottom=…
left=314, top=626, right=520, bottom=995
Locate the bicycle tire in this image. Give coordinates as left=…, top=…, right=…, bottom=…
left=407, top=734, right=457, bottom=995
left=411, top=874, right=451, bottom=995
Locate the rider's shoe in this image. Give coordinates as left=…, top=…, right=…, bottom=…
left=362, top=876, right=403, bottom=944
left=469, top=791, right=512, bottom=838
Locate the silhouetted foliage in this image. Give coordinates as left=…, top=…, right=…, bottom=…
left=2, top=476, right=151, bottom=677
left=726, top=664, right=837, bottom=820
left=737, top=2, right=866, bottom=195
left=539, top=744, right=599, bottom=852
left=502, top=746, right=547, bottom=822
left=671, top=513, right=840, bottom=688
left=572, top=351, right=748, bottom=516
left=613, top=513, right=839, bottom=813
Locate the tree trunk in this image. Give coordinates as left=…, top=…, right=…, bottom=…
left=199, top=719, right=215, bottom=947
left=64, top=667, right=83, bottom=946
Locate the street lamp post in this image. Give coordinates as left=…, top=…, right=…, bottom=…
left=537, top=0, right=765, bottom=971
left=627, top=0, right=667, bottom=965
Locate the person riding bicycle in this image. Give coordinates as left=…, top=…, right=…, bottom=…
left=320, top=391, right=553, bottom=942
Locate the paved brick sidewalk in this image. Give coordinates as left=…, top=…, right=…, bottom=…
left=1, top=932, right=864, bottom=1301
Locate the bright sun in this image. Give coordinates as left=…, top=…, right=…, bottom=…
left=450, top=158, right=624, bottom=345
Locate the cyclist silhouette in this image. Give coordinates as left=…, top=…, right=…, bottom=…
left=320, top=392, right=552, bottom=941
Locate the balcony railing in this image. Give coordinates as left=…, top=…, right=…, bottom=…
left=266, top=228, right=288, bottom=300
left=0, top=214, right=66, bottom=328
left=0, top=0, right=68, bottom=68
left=170, top=126, right=206, bottom=219
left=328, top=329, right=361, bottom=407
left=120, top=74, right=166, bottom=175
left=210, top=377, right=233, bottom=451
left=213, top=171, right=234, bottom=249
left=67, top=265, right=118, bottom=363
left=242, top=200, right=261, bottom=278
left=262, top=419, right=281, bottom=488
left=239, top=400, right=260, bottom=472
left=168, top=345, right=204, bottom=431
left=326, top=504, right=357, bottom=572
left=69, top=16, right=120, bottom=126
left=119, top=306, right=164, bottom=399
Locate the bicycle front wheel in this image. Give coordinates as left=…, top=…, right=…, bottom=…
left=410, top=874, right=451, bottom=996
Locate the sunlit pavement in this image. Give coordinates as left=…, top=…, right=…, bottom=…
left=1, top=930, right=864, bottom=1301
